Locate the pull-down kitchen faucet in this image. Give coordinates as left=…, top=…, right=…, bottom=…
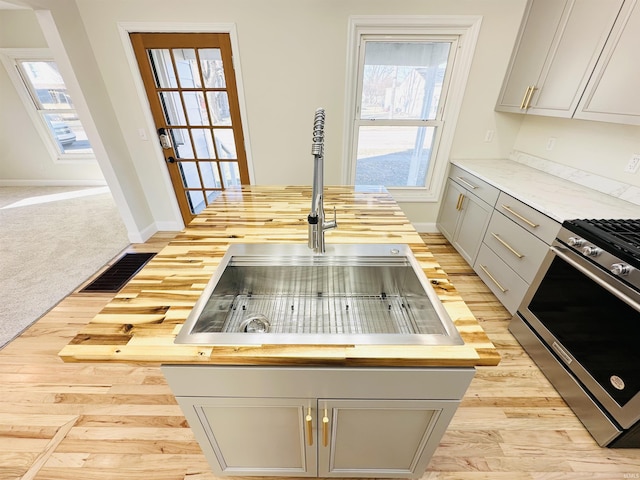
left=307, top=107, right=337, bottom=253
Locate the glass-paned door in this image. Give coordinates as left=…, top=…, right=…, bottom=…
left=130, top=33, right=249, bottom=224
left=353, top=37, right=456, bottom=190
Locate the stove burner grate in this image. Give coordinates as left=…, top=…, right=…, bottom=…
left=564, top=218, right=640, bottom=262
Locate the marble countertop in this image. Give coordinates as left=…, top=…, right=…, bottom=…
left=451, top=158, right=640, bottom=222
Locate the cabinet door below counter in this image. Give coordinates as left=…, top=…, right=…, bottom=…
left=437, top=167, right=498, bottom=266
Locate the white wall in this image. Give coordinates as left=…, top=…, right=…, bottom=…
left=5, top=0, right=637, bottom=233
left=513, top=115, right=640, bottom=185
left=71, top=0, right=526, bottom=228
left=0, top=9, right=105, bottom=184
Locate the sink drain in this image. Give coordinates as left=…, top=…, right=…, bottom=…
left=239, top=314, right=270, bottom=333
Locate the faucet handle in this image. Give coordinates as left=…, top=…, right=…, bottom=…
left=325, top=206, right=337, bottom=229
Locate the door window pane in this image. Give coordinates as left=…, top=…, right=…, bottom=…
left=171, top=128, right=194, bottom=159
left=214, top=129, right=236, bottom=159
left=221, top=162, right=241, bottom=187
left=192, top=128, right=216, bottom=159
left=355, top=126, right=435, bottom=187
left=187, top=190, right=205, bottom=214
left=199, top=48, right=226, bottom=88
left=183, top=91, right=209, bottom=126
left=173, top=49, right=200, bottom=88
left=207, top=91, right=231, bottom=125
left=160, top=91, right=186, bottom=126
left=150, top=49, right=178, bottom=88
left=179, top=162, right=201, bottom=188
left=360, top=42, right=450, bottom=121
left=200, top=161, right=222, bottom=188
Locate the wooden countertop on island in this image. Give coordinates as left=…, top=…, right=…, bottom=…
left=58, top=186, right=499, bottom=367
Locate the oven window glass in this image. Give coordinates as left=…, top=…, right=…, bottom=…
left=528, top=256, right=640, bottom=407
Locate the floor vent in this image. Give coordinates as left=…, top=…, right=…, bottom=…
left=80, top=253, right=155, bottom=293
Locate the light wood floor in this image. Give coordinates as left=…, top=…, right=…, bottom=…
left=1, top=232, right=638, bottom=480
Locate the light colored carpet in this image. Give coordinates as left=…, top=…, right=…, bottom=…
left=0, top=186, right=130, bottom=349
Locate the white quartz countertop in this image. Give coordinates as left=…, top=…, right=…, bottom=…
left=451, top=158, right=640, bottom=223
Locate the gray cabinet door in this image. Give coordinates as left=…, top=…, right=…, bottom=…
left=178, top=396, right=317, bottom=477
left=496, top=0, right=568, bottom=112
left=496, top=0, right=623, bottom=118
left=437, top=177, right=492, bottom=266
left=454, top=191, right=492, bottom=265
left=436, top=178, right=464, bottom=243
left=318, top=399, right=458, bottom=478
left=575, top=0, right=640, bottom=125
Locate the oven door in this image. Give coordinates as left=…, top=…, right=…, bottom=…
left=518, top=241, right=640, bottom=430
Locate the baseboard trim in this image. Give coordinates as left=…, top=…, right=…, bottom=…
left=412, top=222, right=439, bottom=233
left=128, top=220, right=183, bottom=244
left=0, top=179, right=107, bottom=187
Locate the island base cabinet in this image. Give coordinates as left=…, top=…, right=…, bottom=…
left=320, top=399, right=458, bottom=478
left=162, top=366, right=476, bottom=478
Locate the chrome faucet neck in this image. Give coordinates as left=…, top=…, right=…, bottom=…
left=307, top=108, right=337, bottom=253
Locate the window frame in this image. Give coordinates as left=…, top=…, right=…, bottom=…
left=0, top=48, right=96, bottom=163
left=343, top=16, right=483, bottom=202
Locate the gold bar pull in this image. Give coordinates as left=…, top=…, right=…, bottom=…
left=322, top=408, right=329, bottom=447
left=524, top=86, right=537, bottom=109
left=501, top=204, right=539, bottom=228
left=520, top=86, right=532, bottom=109
left=480, top=265, right=508, bottom=293
left=455, top=176, right=478, bottom=190
left=305, top=407, right=313, bottom=446
left=456, top=193, right=464, bottom=211
left=491, top=232, right=524, bottom=258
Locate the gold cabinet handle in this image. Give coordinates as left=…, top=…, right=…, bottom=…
left=305, top=407, right=313, bottom=446
left=456, top=193, right=464, bottom=211
left=524, top=86, right=537, bottom=109
left=479, top=265, right=508, bottom=293
left=520, top=85, right=536, bottom=109
left=520, top=86, right=532, bottom=109
left=491, top=232, right=524, bottom=259
left=501, top=204, right=538, bottom=228
left=322, top=408, right=329, bottom=447
left=455, top=176, right=478, bottom=190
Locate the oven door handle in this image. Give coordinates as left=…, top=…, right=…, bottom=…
left=551, top=245, right=640, bottom=312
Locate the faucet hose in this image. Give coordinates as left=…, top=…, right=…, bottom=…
left=311, top=108, right=325, bottom=156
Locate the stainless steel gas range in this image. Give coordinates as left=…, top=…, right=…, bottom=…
left=510, top=218, right=640, bottom=448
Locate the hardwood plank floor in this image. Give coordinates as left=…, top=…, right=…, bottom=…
left=0, top=232, right=638, bottom=480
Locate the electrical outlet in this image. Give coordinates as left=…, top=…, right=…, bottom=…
left=484, top=130, right=494, bottom=142
left=546, top=137, right=556, bottom=151
left=624, top=154, right=640, bottom=174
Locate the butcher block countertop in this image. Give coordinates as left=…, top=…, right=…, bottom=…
left=58, top=185, right=499, bottom=367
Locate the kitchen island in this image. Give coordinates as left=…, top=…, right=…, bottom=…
left=58, top=185, right=499, bottom=478
left=59, top=185, right=499, bottom=367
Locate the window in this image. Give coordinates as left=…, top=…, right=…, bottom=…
left=354, top=39, right=453, bottom=188
left=345, top=17, right=482, bottom=202
left=0, top=49, right=94, bottom=161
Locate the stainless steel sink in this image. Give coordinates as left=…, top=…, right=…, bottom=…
left=174, top=243, right=463, bottom=346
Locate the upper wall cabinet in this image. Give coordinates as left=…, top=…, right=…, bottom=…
left=574, top=0, right=640, bottom=124
left=496, top=0, right=624, bottom=119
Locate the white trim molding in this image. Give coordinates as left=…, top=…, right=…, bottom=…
left=343, top=15, right=483, bottom=203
